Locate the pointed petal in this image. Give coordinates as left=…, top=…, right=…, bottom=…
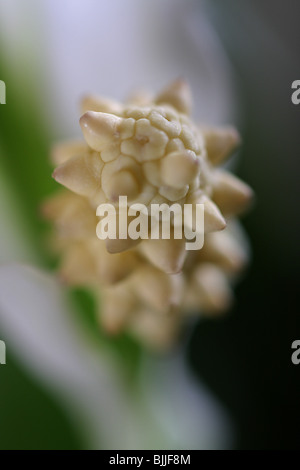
left=204, top=198, right=226, bottom=233
left=212, top=170, right=254, bottom=216
left=90, top=239, right=140, bottom=284
left=80, top=95, right=123, bottom=115
left=59, top=243, right=97, bottom=286
left=156, top=78, right=192, bottom=114
left=161, top=150, right=200, bottom=188
left=129, top=309, right=180, bottom=350
left=51, top=140, right=88, bottom=165
left=105, top=237, right=141, bottom=254
left=126, top=89, right=153, bottom=106
left=132, top=266, right=183, bottom=314
left=80, top=111, right=122, bottom=151
left=99, top=284, right=135, bottom=334
left=42, top=191, right=97, bottom=239
left=187, top=192, right=226, bottom=234
left=140, top=237, right=187, bottom=274
left=159, top=184, right=189, bottom=201
left=105, top=170, right=140, bottom=202
left=99, top=209, right=143, bottom=254
left=41, top=191, right=73, bottom=221
left=193, top=263, right=233, bottom=314
left=202, top=126, right=240, bottom=166
left=198, top=230, right=248, bottom=274
left=52, top=153, right=102, bottom=197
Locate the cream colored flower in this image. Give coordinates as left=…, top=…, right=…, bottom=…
left=46, top=80, right=253, bottom=349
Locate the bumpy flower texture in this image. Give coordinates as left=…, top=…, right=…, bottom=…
left=43, top=80, right=253, bottom=349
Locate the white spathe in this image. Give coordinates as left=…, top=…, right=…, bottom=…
left=0, top=265, right=232, bottom=449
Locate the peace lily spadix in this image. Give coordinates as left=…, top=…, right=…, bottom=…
left=48, top=79, right=253, bottom=349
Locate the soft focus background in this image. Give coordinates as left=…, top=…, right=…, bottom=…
left=0, top=0, right=299, bottom=449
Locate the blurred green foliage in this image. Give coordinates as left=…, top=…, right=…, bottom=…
left=0, top=49, right=142, bottom=449
left=0, top=51, right=86, bottom=449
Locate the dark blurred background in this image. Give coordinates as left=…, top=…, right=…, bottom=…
left=189, top=0, right=300, bottom=449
